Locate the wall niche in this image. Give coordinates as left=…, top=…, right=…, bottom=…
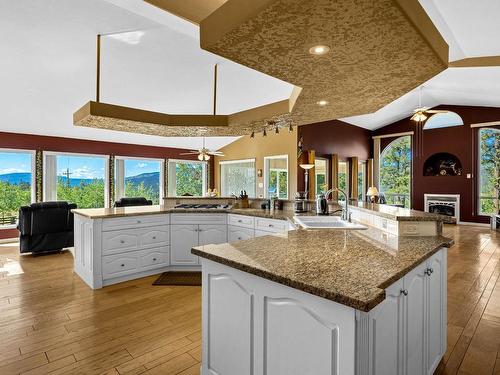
left=423, top=153, right=463, bottom=176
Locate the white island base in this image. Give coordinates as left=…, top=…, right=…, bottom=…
left=200, top=248, right=447, bottom=375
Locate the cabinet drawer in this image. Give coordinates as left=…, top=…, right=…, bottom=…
left=102, top=253, right=139, bottom=279
left=170, top=213, right=227, bottom=225
left=102, top=226, right=169, bottom=255
left=228, top=226, right=255, bottom=242
left=140, top=227, right=170, bottom=247
left=255, top=218, right=288, bottom=233
left=139, top=248, right=169, bottom=270
left=102, top=231, right=139, bottom=254
left=102, top=214, right=169, bottom=231
left=228, top=214, right=255, bottom=229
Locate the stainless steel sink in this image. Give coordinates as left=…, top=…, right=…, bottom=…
left=294, top=216, right=367, bottom=230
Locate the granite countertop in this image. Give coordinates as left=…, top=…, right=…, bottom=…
left=192, top=228, right=453, bottom=312
left=350, top=202, right=449, bottom=222
left=72, top=205, right=295, bottom=220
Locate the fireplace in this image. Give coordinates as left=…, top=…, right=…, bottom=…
left=424, top=194, right=460, bottom=223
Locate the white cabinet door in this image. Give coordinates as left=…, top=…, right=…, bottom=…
left=369, top=279, right=404, bottom=375
left=199, top=225, right=227, bottom=246
left=426, top=251, right=445, bottom=375
left=404, top=262, right=427, bottom=375
left=170, top=225, right=199, bottom=266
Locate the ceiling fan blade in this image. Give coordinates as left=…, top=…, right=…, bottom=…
left=179, top=152, right=198, bottom=155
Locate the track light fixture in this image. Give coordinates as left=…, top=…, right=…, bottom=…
left=289, top=123, right=293, bottom=133
left=263, top=128, right=267, bottom=137
left=275, top=126, right=279, bottom=134
left=250, top=131, right=255, bottom=138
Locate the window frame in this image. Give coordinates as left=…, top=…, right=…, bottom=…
left=0, top=148, right=36, bottom=228
left=115, top=155, right=165, bottom=205
left=167, top=158, right=208, bottom=197
left=314, top=157, right=329, bottom=195
left=263, top=155, right=289, bottom=199
left=478, top=127, right=500, bottom=216
left=219, top=158, right=256, bottom=198
left=44, top=151, right=110, bottom=208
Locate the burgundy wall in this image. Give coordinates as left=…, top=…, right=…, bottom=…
left=373, top=105, right=500, bottom=223
left=297, top=119, right=372, bottom=191
left=0, top=131, right=213, bottom=239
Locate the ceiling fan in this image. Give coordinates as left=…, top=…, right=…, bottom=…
left=180, top=137, right=224, bottom=161
left=411, top=86, right=450, bottom=122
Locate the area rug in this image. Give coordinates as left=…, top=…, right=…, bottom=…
left=153, top=271, right=201, bottom=286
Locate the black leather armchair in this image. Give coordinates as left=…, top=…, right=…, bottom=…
left=114, top=197, right=153, bottom=207
left=18, top=201, right=77, bottom=254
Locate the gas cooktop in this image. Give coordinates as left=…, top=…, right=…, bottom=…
left=173, top=204, right=232, bottom=210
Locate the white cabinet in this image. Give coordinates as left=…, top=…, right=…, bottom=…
left=356, top=248, right=447, bottom=375
left=170, top=224, right=200, bottom=266
left=405, top=262, right=427, bottom=375
left=170, top=214, right=228, bottom=266
left=426, top=250, right=447, bottom=375
left=228, top=226, right=255, bottom=242
left=199, top=225, right=227, bottom=246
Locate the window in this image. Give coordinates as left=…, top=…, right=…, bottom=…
left=338, top=161, right=349, bottom=200
left=264, top=156, right=288, bottom=199
left=54, top=154, right=107, bottom=208
left=0, top=150, right=34, bottom=226
left=115, top=158, right=163, bottom=205
left=168, top=159, right=207, bottom=197
left=478, top=128, right=500, bottom=215
left=315, top=158, right=328, bottom=195
left=358, top=161, right=367, bottom=201
left=220, top=159, right=256, bottom=198
left=379, top=136, right=411, bottom=208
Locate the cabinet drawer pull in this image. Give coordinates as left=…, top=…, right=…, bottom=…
left=137, top=220, right=142, bottom=224
left=425, top=268, right=434, bottom=276
left=152, top=236, right=156, bottom=240
left=121, top=264, right=125, bottom=267
left=120, top=240, right=125, bottom=244
left=238, top=237, right=242, bottom=240
left=153, top=258, right=157, bottom=261
left=268, top=224, right=273, bottom=227
left=400, top=289, right=408, bottom=296
left=237, top=219, right=243, bottom=223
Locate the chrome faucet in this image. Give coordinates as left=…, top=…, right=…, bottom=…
left=324, top=188, right=350, bottom=222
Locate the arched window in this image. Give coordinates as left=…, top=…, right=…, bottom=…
left=478, top=128, right=500, bottom=215
left=379, top=136, right=411, bottom=208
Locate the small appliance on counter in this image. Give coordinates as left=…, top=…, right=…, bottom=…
left=294, top=191, right=309, bottom=213
left=315, top=193, right=328, bottom=215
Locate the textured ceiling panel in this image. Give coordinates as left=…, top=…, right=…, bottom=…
left=200, top=0, right=449, bottom=127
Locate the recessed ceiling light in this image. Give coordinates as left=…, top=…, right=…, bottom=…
left=309, top=45, right=330, bottom=55
left=317, top=100, right=329, bottom=106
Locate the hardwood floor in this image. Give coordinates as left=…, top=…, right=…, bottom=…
left=0, top=224, right=498, bottom=374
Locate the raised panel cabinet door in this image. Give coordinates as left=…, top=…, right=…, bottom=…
left=170, top=225, right=199, bottom=266
left=369, top=279, right=404, bottom=375
left=199, top=225, right=228, bottom=246
left=426, top=250, right=445, bottom=375
left=404, top=262, right=427, bottom=375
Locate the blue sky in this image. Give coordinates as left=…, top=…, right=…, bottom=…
left=0, top=152, right=32, bottom=175
left=0, top=153, right=160, bottom=179
left=124, top=159, right=160, bottom=177
left=57, top=155, right=105, bottom=179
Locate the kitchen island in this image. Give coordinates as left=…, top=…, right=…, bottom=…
left=193, top=224, right=452, bottom=375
